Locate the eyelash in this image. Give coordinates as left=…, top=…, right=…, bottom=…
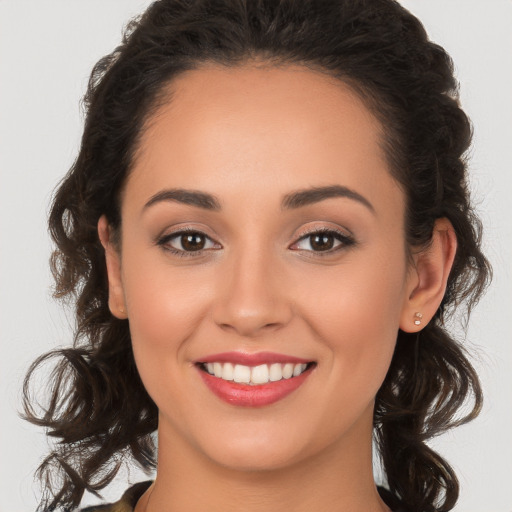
left=291, top=227, right=356, bottom=256
left=156, top=227, right=356, bottom=258
left=156, top=228, right=219, bottom=258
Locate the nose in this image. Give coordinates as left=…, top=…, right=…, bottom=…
left=211, top=249, right=293, bottom=338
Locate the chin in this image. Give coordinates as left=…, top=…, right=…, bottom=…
left=193, top=422, right=325, bottom=473
left=206, top=442, right=306, bottom=473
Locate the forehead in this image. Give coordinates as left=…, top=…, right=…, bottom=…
left=126, top=63, right=403, bottom=218
left=136, top=63, right=383, bottom=166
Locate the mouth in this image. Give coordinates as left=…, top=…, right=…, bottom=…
left=197, top=361, right=315, bottom=386
left=195, top=354, right=316, bottom=407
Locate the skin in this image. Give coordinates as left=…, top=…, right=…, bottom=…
left=98, top=63, right=456, bottom=512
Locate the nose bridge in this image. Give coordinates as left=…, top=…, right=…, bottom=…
left=212, top=239, right=292, bottom=336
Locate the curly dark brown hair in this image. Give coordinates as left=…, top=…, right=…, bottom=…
left=23, top=1, right=491, bottom=511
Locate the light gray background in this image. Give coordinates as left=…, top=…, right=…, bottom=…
left=1, top=1, right=511, bottom=511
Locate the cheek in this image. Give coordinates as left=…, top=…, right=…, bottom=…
left=120, top=249, right=214, bottom=360
left=297, top=252, right=407, bottom=392
left=299, top=250, right=406, bottom=326
left=120, top=256, right=217, bottom=418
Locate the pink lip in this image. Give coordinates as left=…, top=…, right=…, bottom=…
left=198, top=368, right=313, bottom=407
left=197, top=351, right=311, bottom=366
left=196, top=353, right=315, bottom=407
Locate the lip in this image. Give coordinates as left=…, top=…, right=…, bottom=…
left=197, top=351, right=312, bottom=366
left=195, top=352, right=316, bottom=407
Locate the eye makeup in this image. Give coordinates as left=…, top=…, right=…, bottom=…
left=155, top=225, right=356, bottom=259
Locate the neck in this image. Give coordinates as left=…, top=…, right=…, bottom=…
left=142, top=408, right=389, bottom=512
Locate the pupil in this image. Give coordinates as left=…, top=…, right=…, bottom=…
left=182, top=233, right=205, bottom=251
left=311, top=233, right=333, bottom=251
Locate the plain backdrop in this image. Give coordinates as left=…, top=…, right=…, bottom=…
left=1, top=1, right=511, bottom=511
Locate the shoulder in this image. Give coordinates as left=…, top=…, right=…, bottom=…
left=80, top=481, right=153, bottom=512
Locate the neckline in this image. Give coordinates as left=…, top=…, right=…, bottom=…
left=119, top=481, right=405, bottom=512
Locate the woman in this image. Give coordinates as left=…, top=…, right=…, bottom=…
left=22, top=1, right=490, bottom=511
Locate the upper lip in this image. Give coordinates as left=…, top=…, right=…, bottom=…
left=197, top=351, right=313, bottom=366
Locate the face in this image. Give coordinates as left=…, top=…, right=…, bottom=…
left=104, top=64, right=419, bottom=471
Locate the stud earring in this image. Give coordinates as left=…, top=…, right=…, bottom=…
left=413, top=312, right=423, bottom=326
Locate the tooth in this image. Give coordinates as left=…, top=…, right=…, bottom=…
left=293, top=363, right=303, bottom=377
left=208, top=360, right=308, bottom=382
left=213, top=362, right=223, bottom=378
left=221, top=362, right=234, bottom=380
left=269, top=363, right=283, bottom=382
left=233, top=364, right=251, bottom=383
left=282, top=363, right=294, bottom=379
left=251, top=364, right=269, bottom=384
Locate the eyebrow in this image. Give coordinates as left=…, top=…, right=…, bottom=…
left=143, top=185, right=374, bottom=214
left=281, top=185, right=375, bottom=213
left=144, top=189, right=221, bottom=211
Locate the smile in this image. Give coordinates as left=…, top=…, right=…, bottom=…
left=196, top=353, right=316, bottom=407
left=200, top=361, right=309, bottom=385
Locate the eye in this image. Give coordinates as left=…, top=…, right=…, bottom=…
left=290, top=228, right=355, bottom=254
left=157, top=229, right=221, bottom=256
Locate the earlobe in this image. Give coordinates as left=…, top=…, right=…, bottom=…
left=98, top=215, right=127, bottom=319
left=400, top=218, right=457, bottom=333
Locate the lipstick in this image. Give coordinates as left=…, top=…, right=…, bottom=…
left=195, top=352, right=315, bottom=407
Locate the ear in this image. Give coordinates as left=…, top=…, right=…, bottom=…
left=98, top=215, right=127, bottom=319
left=400, top=218, right=457, bottom=333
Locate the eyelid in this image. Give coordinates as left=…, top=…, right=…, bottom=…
left=294, top=224, right=354, bottom=240
left=155, top=224, right=356, bottom=258
left=156, top=227, right=222, bottom=257
left=289, top=226, right=356, bottom=254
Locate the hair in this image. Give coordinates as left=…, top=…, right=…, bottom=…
left=23, top=1, right=491, bottom=511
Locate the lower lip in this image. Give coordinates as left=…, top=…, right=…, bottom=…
left=197, top=366, right=313, bottom=407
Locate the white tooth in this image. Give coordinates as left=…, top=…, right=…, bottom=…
left=251, top=364, right=270, bottom=385
left=269, top=363, right=283, bottom=382
left=282, top=363, right=294, bottom=379
left=213, top=362, right=223, bottom=378
left=293, top=363, right=303, bottom=377
left=221, top=362, right=234, bottom=380
left=301, top=363, right=307, bottom=372
left=206, top=362, right=214, bottom=375
left=233, top=364, right=251, bottom=383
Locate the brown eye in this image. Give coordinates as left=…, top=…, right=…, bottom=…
left=309, top=233, right=335, bottom=251
left=181, top=232, right=206, bottom=251
left=157, top=230, right=220, bottom=256
left=291, top=229, right=355, bottom=254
